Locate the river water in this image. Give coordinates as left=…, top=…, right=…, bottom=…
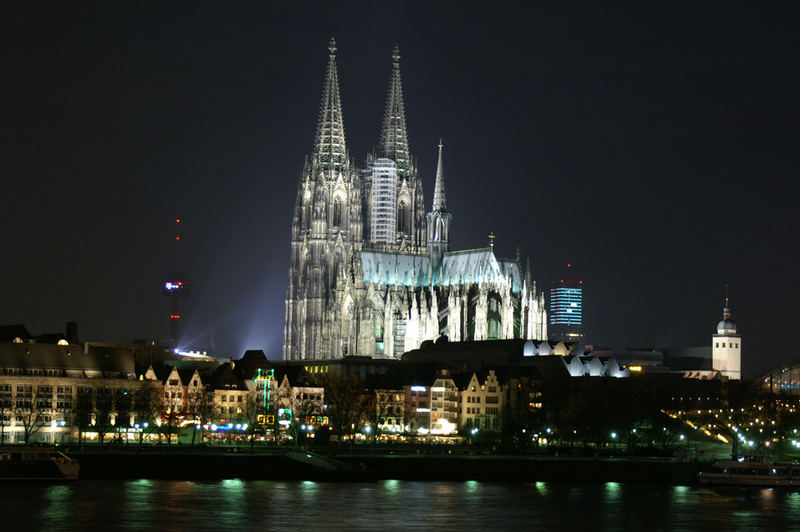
left=3, top=479, right=800, bottom=530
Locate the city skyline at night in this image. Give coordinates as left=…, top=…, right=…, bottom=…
left=3, top=3, right=799, bottom=376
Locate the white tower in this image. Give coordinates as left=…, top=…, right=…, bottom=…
left=712, top=297, right=741, bottom=380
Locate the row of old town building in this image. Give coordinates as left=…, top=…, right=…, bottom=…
left=0, top=323, right=741, bottom=445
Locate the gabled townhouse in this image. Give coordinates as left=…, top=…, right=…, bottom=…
left=144, top=365, right=204, bottom=425
left=458, top=369, right=506, bottom=431
left=272, top=369, right=324, bottom=425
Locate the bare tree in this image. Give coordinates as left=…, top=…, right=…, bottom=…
left=14, top=384, right=50, bottom=445
left=0, top=384, right=12, bottom=444
left=369, top=390, right=404, bottom=448
left=73, top=385, right=94, bottom=447
left=115, top=388, right=133, bottom=445
left=94, top=387, right=114, bottom=446
left=319, top=374, right=368, bottom=452
left=186, top=386, right=209, bottom=446
left=287, top=391, right=322, bottom=448
left=133, top=383, right=162, bottom=446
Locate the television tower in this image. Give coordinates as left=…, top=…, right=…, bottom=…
left=162, top=218, right=191, bottom=345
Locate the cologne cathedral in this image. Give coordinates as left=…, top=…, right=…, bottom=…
left=283, top=39, right=548, bottom=361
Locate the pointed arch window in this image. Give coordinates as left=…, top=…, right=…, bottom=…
left=397, top=200, right=410, bottom=234
left=333, top=198, right=343, bottom=227
left=487, top=293, right=502, bottom=340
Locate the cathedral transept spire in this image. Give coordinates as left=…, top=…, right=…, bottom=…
left=432, top=138, right=447, bottom=212
left=426, top=140, right=452, bottom=268
left=378, top=44, right=411, bottom=177
left=313, top=37, right=348, bottom=172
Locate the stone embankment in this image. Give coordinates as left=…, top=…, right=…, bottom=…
left=68, top=449, right=701, bottom=483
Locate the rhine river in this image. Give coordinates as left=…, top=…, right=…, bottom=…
left=2, top=479, right=800, bottom=530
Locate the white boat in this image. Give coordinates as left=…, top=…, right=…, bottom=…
left=0, top=447, right=79, bottom=481
left=698, top=457, right=800, bottom=486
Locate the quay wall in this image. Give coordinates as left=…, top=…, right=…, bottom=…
left=67, top=450, right=701, bottom=483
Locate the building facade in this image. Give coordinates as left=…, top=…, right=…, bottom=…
left=283, top=39, right=548, bottom=361
left=712, top=299, right=741, bottom=380
left=549, top=265, right=584, bottom=342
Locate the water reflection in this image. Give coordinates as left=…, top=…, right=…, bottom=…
left=4, top=480, right=800, bottom=530
left=672, top=484, right=689, bottom=506
left=41, top=484, right=71, bottom=525
left=384, top=479, right=400, bottom=494
left=605, top=481, right=621, bottom=503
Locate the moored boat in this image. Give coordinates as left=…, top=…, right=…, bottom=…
left=698, top=457, right=800, bottom=487
left=0, top=447, right=79, bottom=481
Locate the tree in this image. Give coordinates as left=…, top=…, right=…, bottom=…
left=319, top=374, right=368, bottom=452
left=133, top=383, right=162, bottom=446
left=186, top=385, right=210, bottom=446
left=115, top=388, right=133, bottom=444
left=0, top=384, right=13, bottom=444
left=73, top=385, right=94, bottom=446
left=15, top=384, right=49, bottom=445
left=94, top=387, right=114, bottom=446
left=287, top=389, right=322, bottom=449
left=368, top=390, right=404, bottom=449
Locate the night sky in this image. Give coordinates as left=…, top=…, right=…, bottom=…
left=3, top=2, right=798, bottom=376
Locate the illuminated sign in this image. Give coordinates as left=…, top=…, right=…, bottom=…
left=257, top=415, right=276, bottom=425
left=410, top=386, right=427, bottom=392
left=629, top=365, right=643, bottom=372
left=416, top=408, right=431, bottom=413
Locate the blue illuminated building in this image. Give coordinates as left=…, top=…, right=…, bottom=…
left=550, top=264, right=584, bottom=342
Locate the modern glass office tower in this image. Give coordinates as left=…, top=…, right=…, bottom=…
left=550, top=264, right=583, bottom=342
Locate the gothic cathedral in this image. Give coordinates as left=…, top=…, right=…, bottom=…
left=283, top=39, right=548, bottom=361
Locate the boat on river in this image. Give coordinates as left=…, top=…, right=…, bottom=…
left=0, top=447, right=79, bottom=480
left=698, top=456, right=800, bottom=487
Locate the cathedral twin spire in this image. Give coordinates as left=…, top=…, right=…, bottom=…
left=312, top=40, right=446, bottom=215
left=378, top=45, right=412, bottom=177
left=313, top=39, right=411, bottom=178
left=312, top=38, right=348, bottom=172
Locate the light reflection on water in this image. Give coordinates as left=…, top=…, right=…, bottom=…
left=3, top=480, right=800, bottom=530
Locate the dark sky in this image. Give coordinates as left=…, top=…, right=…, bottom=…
left=3, top=2, right=798, bottom=376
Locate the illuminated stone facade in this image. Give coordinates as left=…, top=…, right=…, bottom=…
left=712, top=300, right=741, bottom=380
left=283, top=40, right=548, bottom=361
